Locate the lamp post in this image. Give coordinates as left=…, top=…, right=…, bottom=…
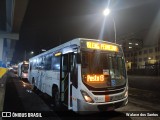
left=103, top=8, right=117, bottom=43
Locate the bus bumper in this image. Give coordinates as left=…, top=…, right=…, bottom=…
left=77, top=97, right=128, bottom=112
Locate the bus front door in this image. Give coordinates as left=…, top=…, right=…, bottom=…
left=60, top=53, right=72, bottom=109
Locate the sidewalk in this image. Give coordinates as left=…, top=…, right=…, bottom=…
left=0, top=72, right=7, bottom=111
left=0, top=73, right=159, bottom=112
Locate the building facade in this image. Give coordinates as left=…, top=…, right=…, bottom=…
left=121, top=38, right=160, bottom=71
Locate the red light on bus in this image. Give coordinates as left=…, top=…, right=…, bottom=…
left=87, top=74, right=104, bottom=82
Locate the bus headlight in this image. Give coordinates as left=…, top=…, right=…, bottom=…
left=81, top=90, right=94, bottom=103
left=124, top=90, right=128, bottom=97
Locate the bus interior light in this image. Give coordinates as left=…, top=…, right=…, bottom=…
left=81, top=90, right=94, bottom=103
left=55, top=52, right=61, bottom=56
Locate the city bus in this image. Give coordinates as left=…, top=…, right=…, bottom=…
left=18, top=61, right=29, bottom=79
left=28, top=38, right=128, bottom=112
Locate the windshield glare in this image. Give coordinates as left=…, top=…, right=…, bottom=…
left=81, top=51, right=126, bottom=89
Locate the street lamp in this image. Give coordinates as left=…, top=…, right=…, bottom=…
left=103, top=8, right=117, bottom=43
left=31, top=51, right=34, bottom=54
left=103, top=8, right=110, bottom=16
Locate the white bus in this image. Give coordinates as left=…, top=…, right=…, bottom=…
left=28, top=38, right=128, bottom=112
left=18, top=61, right=29, bottom=79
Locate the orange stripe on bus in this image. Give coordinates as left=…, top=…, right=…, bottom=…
left=105, top=95, right=110, bottom=102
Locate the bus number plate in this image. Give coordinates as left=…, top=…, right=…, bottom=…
left=94, top=96, right=105, bottom=103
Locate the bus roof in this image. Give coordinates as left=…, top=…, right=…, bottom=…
left=29, top=38, right=121, bottom=60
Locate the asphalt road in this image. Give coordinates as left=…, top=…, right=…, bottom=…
left=128, top=75, right=160, bottom=91
left=2, top=72, right=160, bottom=120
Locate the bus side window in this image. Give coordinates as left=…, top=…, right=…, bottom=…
left=51, top=56, right=60, bottom=71
left=45, top=54, right=52, bottom=70
left=42, top=56, right=46, bottom=70
left=70, top=54, right=78, bottom=88
left=38, top=57, right=43, bottom=70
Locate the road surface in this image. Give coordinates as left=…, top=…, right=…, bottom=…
left=2, top=72, right=160, bottom=120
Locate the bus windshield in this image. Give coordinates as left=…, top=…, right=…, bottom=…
left=21, top=64, right=29, bottom=73
left=81, top=51, right=126, bottom=89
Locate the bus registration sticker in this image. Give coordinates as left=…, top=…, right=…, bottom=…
left=111, top=80, right=116, bottom=86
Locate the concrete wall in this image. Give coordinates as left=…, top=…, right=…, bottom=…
left=0, top=0, right=6, bottom=31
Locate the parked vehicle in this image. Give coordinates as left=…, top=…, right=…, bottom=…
left=18, top=61, right=29, bottom=79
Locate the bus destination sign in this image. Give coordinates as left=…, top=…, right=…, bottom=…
left=86, top=41, right=119, bottom=52
left=86, top=74, right=105, bottom=83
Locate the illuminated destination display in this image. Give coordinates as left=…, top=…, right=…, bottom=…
left=86, top=41, right=118, bottom=52
left=87, top=74, right=104, bottom=82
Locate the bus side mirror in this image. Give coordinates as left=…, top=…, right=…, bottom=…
left=77, top=53, right=81, bottom=64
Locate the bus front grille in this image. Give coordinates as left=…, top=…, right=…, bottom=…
left=92, top=88, right=125, bottom=95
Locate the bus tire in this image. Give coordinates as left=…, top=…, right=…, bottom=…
left=32, top=78, right=37, bottom=91
left=52, top=87, right=60, bottom=109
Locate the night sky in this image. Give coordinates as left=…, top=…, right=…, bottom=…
left=12, top=0, right=160, bottom=63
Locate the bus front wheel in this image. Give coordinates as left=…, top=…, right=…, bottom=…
left=52, top=87, right=60, bottom=109
left=32, top=78, right=37, bottom=91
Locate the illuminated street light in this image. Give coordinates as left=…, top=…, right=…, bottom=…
left=31, top=51, right=34, bottom=54
left=103, top=8, right=110, bottom=16
left=103, top=8, right=117, bottom=43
